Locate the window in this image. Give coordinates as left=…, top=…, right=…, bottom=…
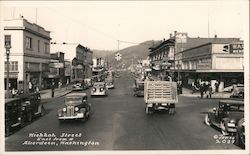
left=44, top=42, right=49, bottom=53
left=38, top=40, right=40, bottom=52
left=26, top=37, right=32, bottom=49
left=5, top=61, right=18, bottom=71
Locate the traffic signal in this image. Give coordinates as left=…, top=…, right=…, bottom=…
left=223, top=45, right=229, bottom=52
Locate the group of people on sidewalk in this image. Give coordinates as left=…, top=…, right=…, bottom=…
left=191, top=80, right=215, bottom=98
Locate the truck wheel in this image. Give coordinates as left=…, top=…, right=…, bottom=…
left=145, top=107, right=153, bottom=115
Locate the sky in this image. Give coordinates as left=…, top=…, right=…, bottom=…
left=1, top=1, right=248, bottom=50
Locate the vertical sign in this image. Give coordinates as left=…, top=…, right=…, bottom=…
left=5, top=35, right=11, bottom=49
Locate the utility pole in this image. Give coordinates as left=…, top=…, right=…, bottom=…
left=5, top=35, right=11, bottom=98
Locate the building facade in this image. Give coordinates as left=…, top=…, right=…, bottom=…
left=51, top=44, right=93, bottom=83
left=3, top=17, right=51, bottom=93
left=179, top=41, right=244, bottom=91
left=148, top=38, right=175, bottom=80
left=148, top=31, right=244, bottom=91
left=45, top=52, right=65, bottom=88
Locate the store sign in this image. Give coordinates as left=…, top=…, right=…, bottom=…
left=230, top=43, right=244, bottom=53
left=49, top=63, right=64, bottom=68
left=197, top=59, right=212, bottom=70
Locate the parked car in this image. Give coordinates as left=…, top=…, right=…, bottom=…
left=230, top=85, right=244, bottom=98
left=91, top=82, right=108, bottom=96
left=105, top=77, right=114, bottom=89
left=72, top=82, right=86, bottom=91
left=57, top=92, right=91, bottom=122
left=235, top=118, right=245, bottom=148
left=20, top=92, right=44, bottom=122
left=204, top=100, right=244, bottom=135
left=84, top=78, right=92, bottom=87
left=5, top=92, right=45, bottom=136
left=5, top=98, right=25, bottom=136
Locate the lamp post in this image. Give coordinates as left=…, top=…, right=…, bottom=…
left=5, top=35, right=11, bottom=98
left=177, top=62, right=181, bottom=82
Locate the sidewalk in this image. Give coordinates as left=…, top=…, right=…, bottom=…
left=180, top=87, right=231, bottom=98
left=40, top=84, right=73, bottom=102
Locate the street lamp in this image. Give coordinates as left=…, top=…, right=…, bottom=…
left=5, top=35, right=11, bottom=98
left=177, top=62, right=181, bottom=82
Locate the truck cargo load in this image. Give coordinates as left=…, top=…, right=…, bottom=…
left=144, top=81, right=178, bottom=114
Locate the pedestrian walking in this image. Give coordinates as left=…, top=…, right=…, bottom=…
left=51, top=82, right=55, bottom=98
left=204, top=81, right=209, bottom=98
left=208, top=84, right=212, bottom=98
left=200, top=83, right=205, bottom=98
left=215, top=81, right=219, bottom=92
left=28, top=81, right=33, bottom=93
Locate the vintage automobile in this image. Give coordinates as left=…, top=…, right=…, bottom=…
left=235, top=118, right=245, bottom=148
left=105, top=77, right=114, bottom=89
left=5, top=92, right=45, bottom=136
left=5, top=98, right=25, bottom=136
left=84, top=78, right=92, bottom=87
left=204, top=100, right=244, bottom=135
left=72, top=82, right=86, bottom=91
left=230, top=85, right=244, bottom=98
left=20, top=92, right=44, bottom=122
left=91, top=82, right=108, bottom=96
left=133, top=79, right=144, bottom=97
left=57, top=92, right=91, bottom=122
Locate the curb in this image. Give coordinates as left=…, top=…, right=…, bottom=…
left=41, top=90, right=73, bottom=104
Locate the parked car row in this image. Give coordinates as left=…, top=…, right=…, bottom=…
left=5, top=92, right=45, bottom=136
left=204, top=100, right=245, bottom=148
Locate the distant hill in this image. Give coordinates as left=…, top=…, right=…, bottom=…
left=92, top=49, right=116, bottom=58
left=92, top=40, right=161, bottom=69
left=108, top=40, right=160, bottom=69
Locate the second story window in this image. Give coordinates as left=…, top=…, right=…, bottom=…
left=44, top=42, right=49, bottom=53
left=38, top=40, right=40, bottom=52
left=5, top=61, right=18, bottom=72
left=26, top=37, right=32, bottom=49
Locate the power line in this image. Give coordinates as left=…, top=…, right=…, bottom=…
left=47, top=7, right=159, bottom=49
left=47, top=7, right=118, bottom=41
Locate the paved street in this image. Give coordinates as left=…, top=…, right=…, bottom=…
left=5, top=71, right=241, bottom=151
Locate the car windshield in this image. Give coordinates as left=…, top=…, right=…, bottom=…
left=229, top=105, right=244, bottom=112
left=65, top=97, right=82, bottom=105
left=94, top=84, right=104, bottom=87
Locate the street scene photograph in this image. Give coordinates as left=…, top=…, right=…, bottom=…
left=0, top=1, right=249, bottom=155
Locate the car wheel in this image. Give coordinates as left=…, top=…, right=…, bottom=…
left=220, top=121, right=229, bottom=135
left=5, top=124, right=11, bottom=137
left=204, top=114, right=211, bottom=126
left=236, top=118, right=245, bottom=148
left=27, top=112, right=32, bottom=122
left=40, top=105, right=46, bottom=116
left=20, top=116, right=25, bottom=128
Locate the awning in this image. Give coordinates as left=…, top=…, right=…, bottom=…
left=152, top=65, right=161, bottom=71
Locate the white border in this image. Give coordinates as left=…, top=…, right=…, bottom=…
left=0, top=1, right=249, bottom=155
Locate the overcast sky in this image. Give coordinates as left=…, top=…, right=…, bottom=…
left=1, top=1, right=248, bottom=50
